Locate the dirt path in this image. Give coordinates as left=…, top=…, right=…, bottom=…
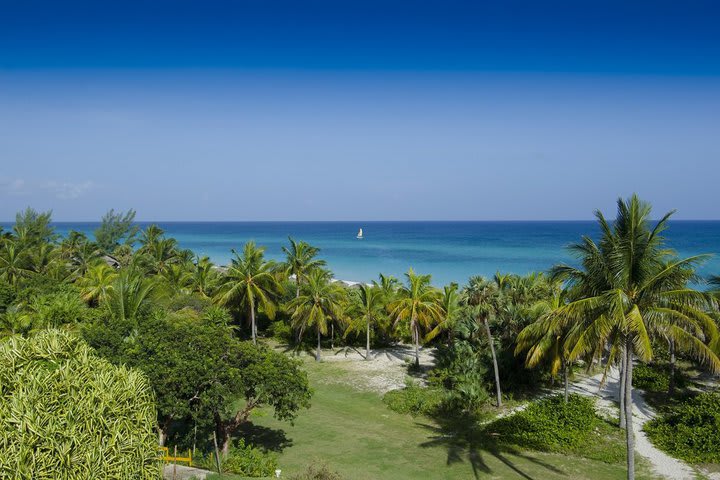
left=569, top=369, right=697, bottom=480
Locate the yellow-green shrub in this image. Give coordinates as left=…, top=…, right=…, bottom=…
left=0, top=329, right=160, bottom=479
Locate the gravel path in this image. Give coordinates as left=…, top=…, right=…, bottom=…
left=569, top=369, right=697, bottom=480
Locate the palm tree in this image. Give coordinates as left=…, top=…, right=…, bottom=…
left=191, top=256, right=220, bottom=299
left=389, top=269, right=442, bottom=368
left=551, top=195, right=720, bottom=480
left=289, top=269, right=346, bottom=361
left=0, top=241, right=31, bottom=287
left=516, top=287, right=579, bottom=402
left=347, top=284, right=385, bottom=360
left=215, top=242, right=281, bottom=344
left=77, top=262, right=118, bottom=305
left=282, top=237, right=326, bottom=297
left=105, top=268, right=160, bottom=324
left=426, top=283, right=460, bottom=343
left=462, top=276, right=504, bottom=407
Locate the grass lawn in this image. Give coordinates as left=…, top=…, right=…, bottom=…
left=240, top=356, right=654, bottom=480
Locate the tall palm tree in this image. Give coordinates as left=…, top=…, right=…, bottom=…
left=347, top=284, right=385, bottom=360
left=282, top=237, right=326, bottom=297
left=551, top=195, right=720, bottom=480
left=191, top=256, right=220, bottom=299
left=289, top=269, right=346, bottom=361
left=426, top=283, right=461, bottom=343
left=389, top=269, right=442, bottom=368
left=215, top=242, right=281, bottom=344
left=462, top=276, right=504, bottom=407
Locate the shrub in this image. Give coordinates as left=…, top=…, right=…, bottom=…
left=196, top=439, right=278, bottom=477
left=383, top=380, right=445, bottom=417
left=633, top=362, right=685, bottom=393
left=488, top=394, right=598, bottom=452
left=268, top=320, right=293, bottom=342
left=0, top=329, right=160, bottom=479
left=289, top=462, right=346, bottom=480
left=645, top=392, right=720, bottom=463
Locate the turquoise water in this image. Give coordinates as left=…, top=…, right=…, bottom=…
left=7, top=221, right=720, bottom=286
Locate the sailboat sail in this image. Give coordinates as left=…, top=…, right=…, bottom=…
left=357, top=228, right=363, bottom=239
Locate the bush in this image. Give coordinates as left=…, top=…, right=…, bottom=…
left=645, top=392, right=720, bottom=463
left=488, top=394, right=599, bottom=452
left=633, top=362, right=685, bottom=393
left=289, top=462, right=346, bottom=480
left=0, top=330, right=160, bottom=479
left=268, top=320, right=293, bottom=342
left=198, top=439, right=278, bottom=477
left=383, top=380, right=445, bottom=417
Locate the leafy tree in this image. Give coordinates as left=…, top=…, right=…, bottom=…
left=426, top=283, right=460, bottom=343
left=104, top=268, right=160, bottom=323
left=191, top=256, right=220, bottom=298
left=0, top=241, right=31, bottom=287
left=282, top=237, right=326, bottom=297
left=13, top=207, right=56, bottom=247
left=389, top=269, right=442, bottom=367
left=289, top=269, right=346, bottom=361
left=216, top=242, right=281, bottom=344
left=76, top=262, right=118, bottom=305
left=551, top=195, right=720, bottom=480
left=94, top=208, right=138, bottom=253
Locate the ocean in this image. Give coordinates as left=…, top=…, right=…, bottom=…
left=6, top=221, right=720, bottom=286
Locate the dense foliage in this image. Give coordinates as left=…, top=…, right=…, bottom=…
left=196, top=439, right=278, bottom=477
left=0, top=330, right=159, bottom=479
left=645, top=392, right=720, bottom=463
left=382, top=381, right=445, bottom=417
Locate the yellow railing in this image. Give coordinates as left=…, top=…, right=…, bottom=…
left=159, top=446, right=193, bottom=466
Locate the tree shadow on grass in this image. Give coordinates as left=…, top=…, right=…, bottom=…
left=417, top=413, right=566, bottom=480
left=237, top=422, right=293, bottom=453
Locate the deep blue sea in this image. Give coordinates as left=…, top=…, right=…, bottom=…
left=6, top=221, right=720, bottom=286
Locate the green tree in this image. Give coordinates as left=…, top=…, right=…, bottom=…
left=13, top=207, right=56, bottom=248
left=282, top=237, right=326, bottom=297
left=76, top=262, right=118, bottom=305
left=426, top=283, right=460, bottom=343
left=551, top=195, right=720, bottom=480
left=289, top=269, right=346, bottom=361
left=389, top=269, right=442, bottom=367
left=216, top=242, right=281, bottom=344
left=94, top=208, right=138, bottom=253
left=0, top=241, right=31, bottom=287
left=104, top=268, right=160, bottom=324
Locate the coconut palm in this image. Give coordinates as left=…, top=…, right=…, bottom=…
left=191, top=256, right=220, bottom=298
left=462, top=276, right=504, bottom=407
left=0, top=241, right=31, bottom=287
left=105, top=268, right=160, bottom=324
left=389, top=269, right=443, bottom=368
left=282, top=237, right=326, bottom=297
left=289, top=269, right=346, bottom=361
left=215, top=242, right=281, bottom=344
left=77, top=262, right=118, bottom=305
left=551, top=195, right=720, bottom=480
left=346, top=284, right=385, bottom=360
left=515, top=287, right=579, bottom=402
left=426, top=283, right=461, bottom=343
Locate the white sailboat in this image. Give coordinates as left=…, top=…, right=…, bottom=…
left=356, top=228, right=363, bottom=239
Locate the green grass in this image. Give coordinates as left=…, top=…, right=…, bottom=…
left=242, top=357, right=654, bottom=480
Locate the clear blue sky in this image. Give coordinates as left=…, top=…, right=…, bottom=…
left=1, top=0, right=719, bottom=221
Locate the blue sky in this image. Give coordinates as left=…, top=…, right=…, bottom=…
left=1, top=0, right=719, bottom=220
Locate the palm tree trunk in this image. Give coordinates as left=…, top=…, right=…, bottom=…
left=316, top=326, right=321, bottom=362
left=625, top=341, right=635, bottom=480
left=331, top=323, right=334, bottom=350
left=668, top=339, right=676, bottom=396
left=563, top=359, right=569, bottom=403
left=413, top=320, right=420, bottom=367
left=366, top=313, right=371, bottom=360
left=619, top=345, right=626, bottom=429
left=484, top=317, right=502, bottom=408
left=249, top=303, right=256, bottom=345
